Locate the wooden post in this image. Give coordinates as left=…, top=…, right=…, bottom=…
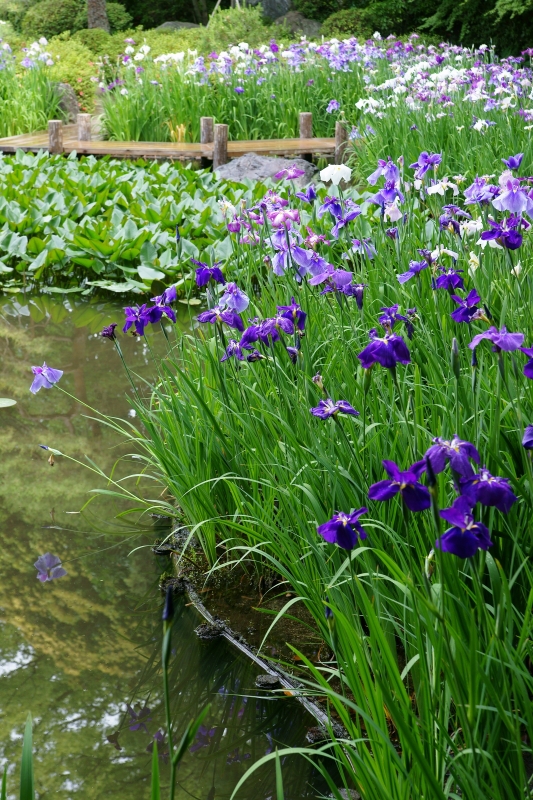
left=213, top=123, right=228, bottom=170
left=200, top=116, right=214, bottom=168
left=48, top=120, right=63, bottom=155
left=77, top=113, right=92, bottom=142
left=299, top=112, right=312, bottom=163
left=335, top=121, right=348, bottom=164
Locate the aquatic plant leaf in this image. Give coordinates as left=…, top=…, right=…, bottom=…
left=275, top=749, right=284, bottom=800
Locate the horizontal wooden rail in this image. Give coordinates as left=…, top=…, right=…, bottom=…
left=0, top=113, right=349, bottom=162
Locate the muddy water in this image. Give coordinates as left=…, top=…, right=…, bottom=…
left=0, top=295, right=326, bottom=799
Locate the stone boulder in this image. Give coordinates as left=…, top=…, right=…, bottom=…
left=274, top=10, right=321, bottom=38
left=56, top=83, right=79, bottom=123
left=214, top=153, right=316, bottom=187
left=155, top=21, right=199, bottom=30
left=260, top=0, right=291, bottom=20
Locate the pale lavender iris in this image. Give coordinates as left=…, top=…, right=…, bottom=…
left=464, top=177, right=500, bottom=206
left=368, top=459, right=430, bottom=511
left=274, top=164, right=306, bottom=180
left=350, top=239, right=376, bottom=259
left=492, top=178, right=533, bottom=215
left=220, top=282, right=250, bottom=313
left=308, top=264, right=353, bottom=288
left=310, top=399, right=359, bottom=419
left=317, top=508, right=368, bottom=550
left=367, top=157, right=400, bottom=185
left=34, top=553, right=67, bottom=582
left=326, top=99, right=340, bottom=113
left=469, top=326, right=524, bottom=353
left=30, top=363, right=63, bottom=394
left=435, top=496, right=493, bottom=558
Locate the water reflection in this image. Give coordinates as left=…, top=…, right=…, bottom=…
left=0, top=295, right=324, bottom=799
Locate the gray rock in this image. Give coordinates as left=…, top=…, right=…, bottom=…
left=274, top=10, right=321, bottom=38
left=261, top=0, right=291, bottom=20
left=57, top=83, right=79, bottom=123
left=155, top=21, right=199, bottom=30
left=195, top=622, right=225, bottom=640
left=214, top=153, right=316, bottom=188
left=255, top=673, right=281, bottom=689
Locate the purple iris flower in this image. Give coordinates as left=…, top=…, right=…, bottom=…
left=409, top=151, right=442, bottom=179
left=326, top=99, right=340, bottom=113
left=434, top=267, right=464, bottom=292
left=464, top=177, right=500, bottom=206
left=340, top=282, right=366, bottom=309
left=291, top=247, right=330, bottom=278
left=246, top=349, right=265, bottom=362
left=197, top=306, right=244, bottom=332
left=492, top=178, right=533, bottom=215
left=310, top=399, right=359, bottom=419
left=358, top=329, right=411, bottom=369
left=435, top=496, right=493, bottom=558
left=267, top=230, right=303, bottom=277
left=309, top=264, right=353, bottom=288
left=220, top=282, right=250, bottom=313
left=286, top=343, right=300, bottom=364
left=397, top=259, right=428, bottom=284
left=367, top=157, right=400, bottom=185
left=221, top=340, right=245, bottom=362
left=34, top=553, right=67, bottom=581
left=439, top=213, right=460, bottom=235
left=480, top=217, right=524, bottom=250
left=460, top=467, right=517, bottom=513
left=378, top=304, right=407, bottom=331
left=123, top=305, right=152, bottom=336
left=350, top=238, right=376, bottom=259
left=442, top=204, right=471, bottom=219
left=295, top=185, right=317, bottom=203
left=424, top=435, right=480, bottom=478
left=193, top=259, right=225, bottom=286
left=386, top=227, right=399, bottom=240
left=450, top=290, right=482, bottom=323
left=101, top=323, right=118, bottom=340
left=368, top=459, right=430, bottom=511
left=502, top=153, right=524, bottom=170
left=317, top=196, right=343, bottom=219
left=234, top=86, right=244, bottom=94
left=519, top=345, right=533, bottom=378
left=149, top=287, right=177, bottom=324
left=331, top=201, right=362, bottom=238
left=277, top=297, right=306, bottom=332
left=522, top=424, right=533, bottom=449
left=227, top=216, right=243, bottom=233
left=469, top=326, right=524, bottom=353
left=317, top=508, right=368, bottom=550
left=370, top=180, right=405, bottom=208
left=274, top=164, right=306, bottom=180
left=30, top=363, right=63, bottom=394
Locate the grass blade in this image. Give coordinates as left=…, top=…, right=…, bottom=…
left=19, top=713, right=34, bottom=800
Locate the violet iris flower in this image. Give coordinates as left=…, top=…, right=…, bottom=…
left=193, top=259, right=225, bottom=286
left=246, top=349, right=265, bottom=362
left=358, top=329, right=411, bottom=369
left=368, top=459, right=430, bottom=511
left=277, top=297, right=307, bottom=332
left=450, top=290, right=482, bottom=323
left=268, top=208, right=300, bottom=229
left=480, top=217, right=524, bottom=250
left=34, top=553, right=67, bottom=581
left=370, top=180, right=405, bottom=209
left=197, top=306, right=244, bottom=332
left=492, top=178, right=533, bottom=215
left=434, top=267, right=464, bottom=292
left=149, top=288, right=177, bottom=324
left=317, top=196, right=343, bottom=219
left=220, top=282, right=250, bottom=313
left=502, top=153, right=524, bottom=170
left=274, top=164, right=306, bottom=180
left=331, top=201, right=362, bottom=238
left=308, top=264, right=353, bottom=289
left=424, top=435, right=480, bottom=478
left=291, top=247, right=330, bottom=277
left=397, top=259, right=428, bottom=284
left=350, top=238, right=376, bottom=259
left=30, top=363, right=63, bottom=394
left=221, top=340, right=245, bottom=362
left=101, top=323, right=117, bottom=340
left=520, top=345, right=533, bottom=378
left=367, top=157, right=400, bottom=185
left=340, top=282, right=366, bottom=309
left=123, top=305, right=151, bottom=336
left=317, top=508, right=368, bottom=550
left=310, top=399, right=359, bottom=419
left=409, top=151, right=442, bottom=179
left=378, top=304, right=407, bottom=330
left=469, top=326, right=524, bottom=353
left=295, top=185, right=317, bottom=203
left=435, top=496, right=493, bottom=558
left=386, top=227, right=399, bottom=240
left=464, top=177, right=500, bottom=206
left=326, top=99, right=340, bottom=113
left=522, top=424, right=533, bottom=449
left=460, top=467, right=517, bottom=513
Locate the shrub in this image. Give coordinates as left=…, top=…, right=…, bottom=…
left=21, top=0, right=81, bottom=39
left=320, top=7, right=388, bottom=38
left=0, top=0, right=33, bottom=32
left=47, top=34, right=97, bottom=112
left=292, top=0, right=341, bottom=23
left=72, top=26, right=110, bottom=53
left=74, top=2, right=133, bottom=33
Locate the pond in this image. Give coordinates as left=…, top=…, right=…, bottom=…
left=0, top=295, right=330, bottom=799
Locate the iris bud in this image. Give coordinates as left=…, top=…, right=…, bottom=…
left=451, top=337, right=460, bottom=381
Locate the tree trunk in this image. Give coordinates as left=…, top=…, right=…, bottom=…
left=87, top=0, right=110, bottom=32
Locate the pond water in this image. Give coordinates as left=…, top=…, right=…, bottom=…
left=0, top=295, right=328, bottom=799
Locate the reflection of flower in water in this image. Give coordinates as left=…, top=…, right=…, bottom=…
left=126, top=703, right=151, bottom=733
left=189, top=725, right=216, bottom=753
left=146, top=730, right=169, bottom=762
left=34, top=553, right=67, bottom=582
left=226, top=748, right=251, bottom=765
